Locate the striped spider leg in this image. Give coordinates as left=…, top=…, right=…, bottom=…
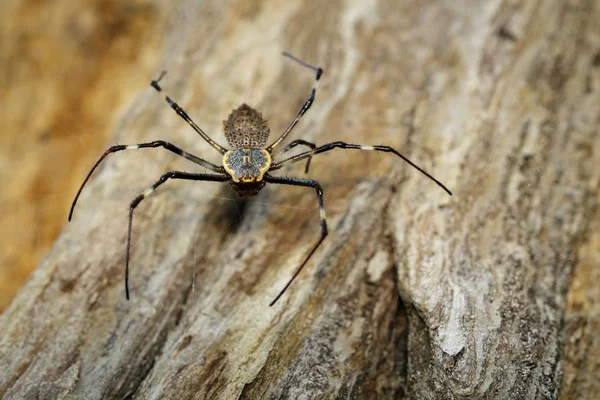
left=125, top=172, right=228, bottom=299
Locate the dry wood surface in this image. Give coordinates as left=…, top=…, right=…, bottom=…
left=0, top=0, right=599, bottom=399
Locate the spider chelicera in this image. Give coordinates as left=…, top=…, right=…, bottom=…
left=69, top=52, right=452, bottom=306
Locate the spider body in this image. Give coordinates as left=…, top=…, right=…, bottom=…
left=223, top=103, right=271, bottom=148
left=220, top=104, right=274, bottom=196
left=69, top=52, right=452, bottom=306
left=223, top=148, right=271, bottom=183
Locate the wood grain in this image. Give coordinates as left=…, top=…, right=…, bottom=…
left=0, top=0, right=166, bottom=311
left=0, top=0, right=598, bottom=399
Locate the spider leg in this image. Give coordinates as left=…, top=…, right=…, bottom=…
left=264, top=175, right=328, bottom=306
left=69, top=141, right=225, bottom=221
left=273, top=139, right=316, bottom=173
left=270, top=141, right=453, bottom=196
left=126, top=171, right=229, bottom=299
left=151, top=71, right=227, bottom=154
left=266, top=52, right=323, bottom=152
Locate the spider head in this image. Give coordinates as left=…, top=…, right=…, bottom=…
left=223, top=149, right=271, bottom=183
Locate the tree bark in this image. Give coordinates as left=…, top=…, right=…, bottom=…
left=1, top=0, right=598, bottom=399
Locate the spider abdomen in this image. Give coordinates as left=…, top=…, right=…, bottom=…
left=223, top=104, right=270, bottom=148
left=223, top=148, right=271, bottom=184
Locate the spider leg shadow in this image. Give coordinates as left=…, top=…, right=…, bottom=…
left=208, top=186, right=250, bottom=234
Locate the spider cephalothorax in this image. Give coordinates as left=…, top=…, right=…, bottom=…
left=223, top=148, right=271, bottom=182
left=69, top=52, right=452, bottom=306
left=223, top=148, right=271, bottom=194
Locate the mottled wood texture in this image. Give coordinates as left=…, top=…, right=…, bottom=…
left=1, top=0, right=599, bottom=399
left=0, top=0, right=165, bottom=311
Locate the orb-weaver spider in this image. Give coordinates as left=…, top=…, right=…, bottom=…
left=69, top=52, right=452, bottom=306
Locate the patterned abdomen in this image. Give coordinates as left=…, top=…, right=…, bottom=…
left=223, top=103, right=270, bottom=149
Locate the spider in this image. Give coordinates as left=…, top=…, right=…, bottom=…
left=69, top=52, right=452, bottom=306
